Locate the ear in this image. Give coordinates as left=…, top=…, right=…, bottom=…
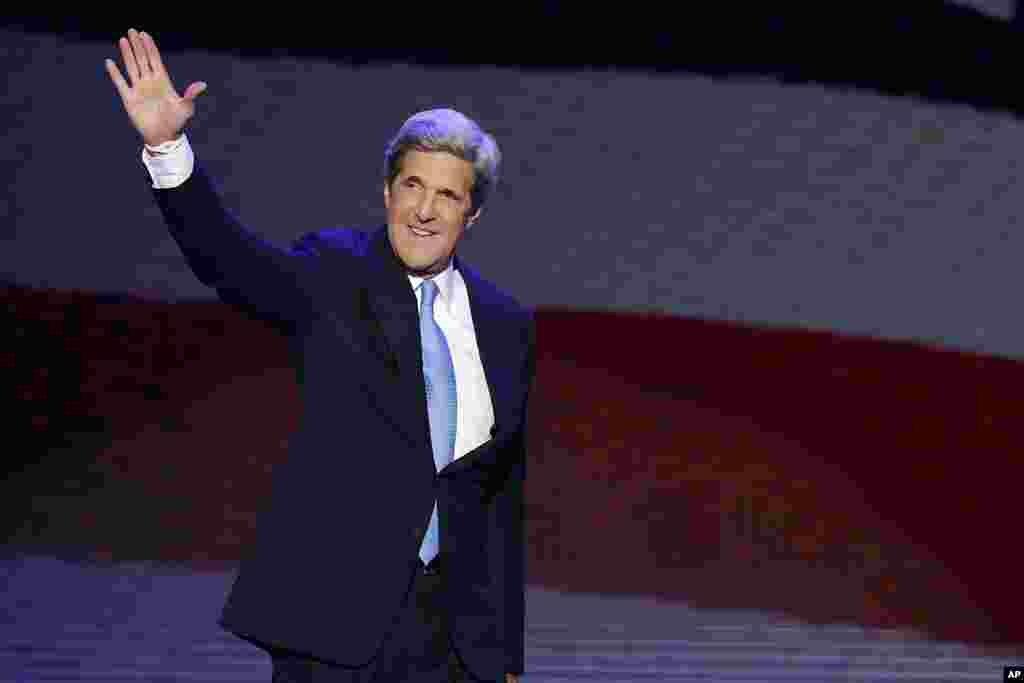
left=383, top=182, right=391, bottom=209
left=466, top=207, right=482, bottom=229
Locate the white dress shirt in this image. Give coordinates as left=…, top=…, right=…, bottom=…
left=408, top=267, right=496, bottom=461
left=141, top=135, right=495, bottom=461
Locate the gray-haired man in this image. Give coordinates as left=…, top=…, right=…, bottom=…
left=107, top=28, right=533, bottom=683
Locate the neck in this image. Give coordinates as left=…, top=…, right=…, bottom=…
left=405, top=257, right=453, bottom=279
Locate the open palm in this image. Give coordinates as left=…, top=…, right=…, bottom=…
left=105, top=29, right=206, bottom=147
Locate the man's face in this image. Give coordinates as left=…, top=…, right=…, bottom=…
left=384, top=148, right=480, bottom=277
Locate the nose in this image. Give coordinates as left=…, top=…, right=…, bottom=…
left=416, top=192, right=437, bottom=222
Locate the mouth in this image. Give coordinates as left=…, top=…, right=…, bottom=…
left=408, top=224, right=437, bottom=238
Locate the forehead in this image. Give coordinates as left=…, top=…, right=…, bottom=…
left=396, top=149, right=475, bottom=193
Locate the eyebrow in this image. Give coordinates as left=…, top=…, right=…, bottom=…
left=403, top=175, right=464, bottom=198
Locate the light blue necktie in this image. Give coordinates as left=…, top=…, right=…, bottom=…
left=418, top=279, right=457, bottom=566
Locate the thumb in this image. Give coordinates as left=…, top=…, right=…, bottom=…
left=182, top=81, right=207, bottom=102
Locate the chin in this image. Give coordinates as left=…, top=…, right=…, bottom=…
left=396, top=256, right=434, bottom=275
left=403, top=250, right=445, bottom=271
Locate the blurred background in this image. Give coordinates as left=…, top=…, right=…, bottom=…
left=3, top=3, right=1024, bottom=680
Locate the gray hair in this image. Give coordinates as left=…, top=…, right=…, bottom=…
left=384, top=108, right=501, bottom=213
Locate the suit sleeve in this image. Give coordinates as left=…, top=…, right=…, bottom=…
left=498, top=313, right=536, bottom=675
left=151, top=161, right=324, bottom=333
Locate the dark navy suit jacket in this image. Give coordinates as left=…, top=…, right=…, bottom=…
left=152, top=163, right=534, bottom=680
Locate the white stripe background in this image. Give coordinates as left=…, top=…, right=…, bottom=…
left=2, top=26, right=1024, bottom=360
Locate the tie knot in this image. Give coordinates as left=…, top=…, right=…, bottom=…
left=421, top=279, right=439, bottom=311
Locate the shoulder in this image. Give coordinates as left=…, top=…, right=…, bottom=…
left=290, top=226, right=375, bottom=258
left=457, top=261, right=534, bottom=331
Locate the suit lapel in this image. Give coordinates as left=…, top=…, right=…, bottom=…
left=364, top=226, right=431, bottom=452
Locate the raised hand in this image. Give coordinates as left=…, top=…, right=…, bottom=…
left=105, top=29, right=207, bottom=147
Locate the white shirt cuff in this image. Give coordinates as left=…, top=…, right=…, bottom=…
left=141, top=133, right=195, bottom=189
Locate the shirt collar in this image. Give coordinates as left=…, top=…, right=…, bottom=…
left=408, top=259, right=456, bottom=310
